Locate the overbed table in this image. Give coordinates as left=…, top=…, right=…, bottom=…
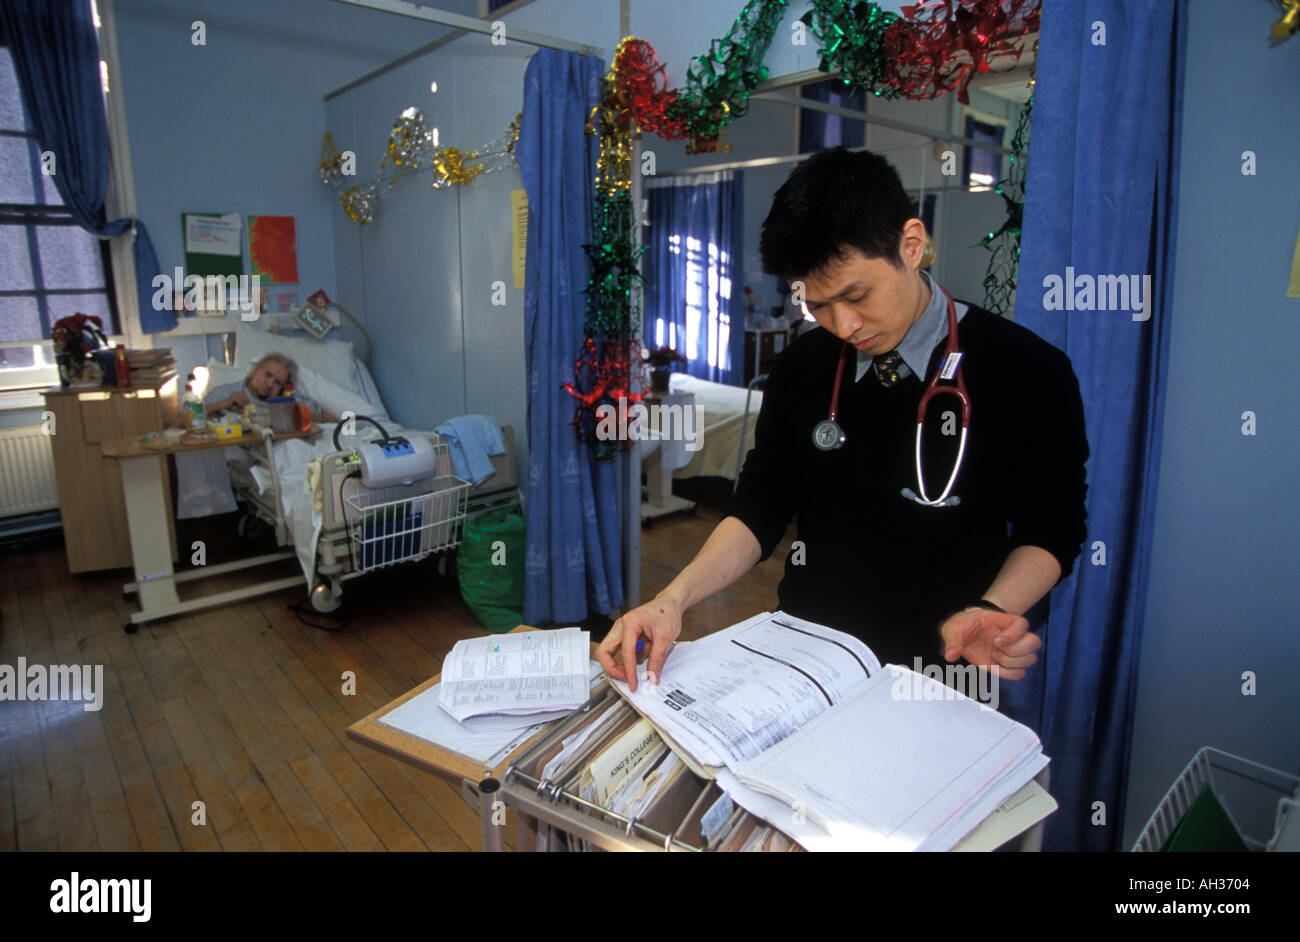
left=101, top=424, right=319, bottom=631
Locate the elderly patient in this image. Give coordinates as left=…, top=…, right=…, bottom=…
left=204, top=353, right=339, bottom=423
left=174, top=353, right=339, bottom=519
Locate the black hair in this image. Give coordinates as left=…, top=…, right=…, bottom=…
left=759, top=147, right=916, bottom=281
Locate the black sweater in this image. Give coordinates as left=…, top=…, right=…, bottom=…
left=725, top=306, right=1089, bottom=667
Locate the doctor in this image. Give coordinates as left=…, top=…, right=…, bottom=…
left=599, top=147, right=1089, bottom=693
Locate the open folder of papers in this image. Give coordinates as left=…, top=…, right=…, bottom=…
left=608, top=611, right=1050, bottom=851
left=436, top=628, right=591, bottom=731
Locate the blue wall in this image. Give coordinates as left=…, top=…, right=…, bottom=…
left=112, top=0, right=471, bottom=381
left=1123, top=1, right=1300, bottom=845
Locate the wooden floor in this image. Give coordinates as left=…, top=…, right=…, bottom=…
left=0, top=493, right=791, bottom=852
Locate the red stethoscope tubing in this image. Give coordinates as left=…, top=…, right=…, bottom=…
left=913, top=291, right=969, bottom=505
left=820, top=288, right=971, bottom=505
left=827, top=342, right=849, bottom=422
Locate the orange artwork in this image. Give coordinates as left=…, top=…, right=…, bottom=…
left=247, top=215, right=299, bottom=284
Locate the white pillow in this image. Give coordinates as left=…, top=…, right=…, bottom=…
left=294, top=361, right=389, bottom=422
left=200, top=359, right=247, bottom=396
left=233, top=321, right=358, bottom=394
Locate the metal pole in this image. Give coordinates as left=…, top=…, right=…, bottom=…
left=479, top=777, right=505, bottom=852
left=324, top=0, right=601, bottom=99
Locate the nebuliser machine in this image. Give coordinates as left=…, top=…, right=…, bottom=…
left=333, top=417, right=439, bottom=487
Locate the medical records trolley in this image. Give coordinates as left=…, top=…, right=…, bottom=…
left=346, top=628, right=1054, bottom=852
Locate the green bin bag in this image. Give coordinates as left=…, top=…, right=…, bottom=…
left=456, top=505, right=526, bottom=633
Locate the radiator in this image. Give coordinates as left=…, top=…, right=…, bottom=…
left=0, top=426, right=59, bottom=518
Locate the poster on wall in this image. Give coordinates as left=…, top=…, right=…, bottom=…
left=247, top=214, right=300, bottom=284
left=182, top=212, right=243, bottom=280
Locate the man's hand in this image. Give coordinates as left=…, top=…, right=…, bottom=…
left=597, top=596, right=683, bottom=692
left=939, top=607, right=1040, bottom=681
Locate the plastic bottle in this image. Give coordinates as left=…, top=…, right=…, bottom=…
left=181, top=376, right=204, bottom=428
left=114, top=344, right=130, bottom=388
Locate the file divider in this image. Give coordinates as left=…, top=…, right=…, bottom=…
left=502, top=681, right=800, bottom=852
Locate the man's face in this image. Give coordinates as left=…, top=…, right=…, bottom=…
left=798, top=222, right=931, bottom=355
left=249, top=361, right=289, bottom=399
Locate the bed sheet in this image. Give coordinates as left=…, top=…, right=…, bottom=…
left=642, top=373, right=764, bottom=481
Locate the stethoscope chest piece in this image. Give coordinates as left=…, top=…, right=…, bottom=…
left=812, top=419, right=846, bottom=452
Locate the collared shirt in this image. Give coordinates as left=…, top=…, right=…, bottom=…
left=853, top=270, right=969, bottom=384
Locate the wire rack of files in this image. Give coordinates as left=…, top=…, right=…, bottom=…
left=501, top=612, right=1058, bottom=852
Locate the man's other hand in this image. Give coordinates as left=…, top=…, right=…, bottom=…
left=597, top=596, right=683, bottom=692
left=940, top=608, right=1040, bottom=681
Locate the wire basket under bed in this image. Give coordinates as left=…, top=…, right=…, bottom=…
left=344, top=473, right=469, bottom=573
left=1131, top=746, right=1299, bottom=852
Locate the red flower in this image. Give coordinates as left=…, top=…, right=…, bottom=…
left=643, top=346, right=686, bottom=368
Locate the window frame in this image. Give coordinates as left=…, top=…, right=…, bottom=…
left=0, top=17, right=125, bottom=392
left=961, top=107, right=1008, bottom=193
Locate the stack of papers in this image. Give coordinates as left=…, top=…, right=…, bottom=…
left=379, top=658, right=604, bottom=767
left=610, top=611, right=1050, bottom=851
left=438, top=628, right=591, bottom=731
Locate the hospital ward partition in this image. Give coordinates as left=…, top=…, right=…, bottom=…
left=348, top=626, right=1055, bottom=852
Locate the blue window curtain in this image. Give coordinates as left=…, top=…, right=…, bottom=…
left=1009, top=0, right=1187, bottom=851
left=643, top=172, right=744, bottom=385
left=0, top=0, right=170, bottom=335
left=518, top=49, right=623, bottom=625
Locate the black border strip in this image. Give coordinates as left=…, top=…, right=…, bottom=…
left=729, top=639, right=833, bottom=707
left=771, top=618, right=872, bottom=677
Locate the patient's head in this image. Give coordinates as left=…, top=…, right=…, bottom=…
left=245, top=353, right=297, bottom=399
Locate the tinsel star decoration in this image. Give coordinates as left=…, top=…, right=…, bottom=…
left=1270, top=0, right=1299, bottom=44
left=319, top=109, right=521, bottom=224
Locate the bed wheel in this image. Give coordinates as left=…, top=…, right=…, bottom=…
left=310, top=582, right=341, bottom=614
left=437, top=555, right=448, bottom=577
left=237, top=512, right=266, bottom=542
left=124, top=622, right=138, bottom=634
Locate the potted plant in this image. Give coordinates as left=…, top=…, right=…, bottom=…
left=643, top=346, right=685, bottom=394
left=51, top=312, right=108, bottom=387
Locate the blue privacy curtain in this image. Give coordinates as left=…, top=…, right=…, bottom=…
left=0, top=0, right=170, bottom=334
left=644, top=173, right=744, bottom=385
left=518, top=49, right=623, bottom=624
left=1008, top=0, right=1187, bottom=851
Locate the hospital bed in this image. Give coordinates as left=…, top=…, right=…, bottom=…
left=640, top=371, right=765, bottom=484
left=230, top=421, right=518, bottom=613
left=192, top=320, right=519, bottom=615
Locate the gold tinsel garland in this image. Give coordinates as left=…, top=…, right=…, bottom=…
left=319, top=109, right=521, bottom=224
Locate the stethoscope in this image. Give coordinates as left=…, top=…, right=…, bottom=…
left=811, top=289, right=970, bottom=508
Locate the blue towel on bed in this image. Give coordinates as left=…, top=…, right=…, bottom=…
left=436, top=415, right=506, bottom=486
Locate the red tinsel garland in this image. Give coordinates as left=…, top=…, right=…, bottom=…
left=886, top=1, right=1039, bottom=104
left=609, top=39, right=691, bottom=141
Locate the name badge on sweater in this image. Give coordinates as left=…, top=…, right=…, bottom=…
left=940, top=352, right=963, bottom=380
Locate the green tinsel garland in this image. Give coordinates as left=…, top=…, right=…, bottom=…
left=801, top=0, right=901, bottom=98
left=980, top=92, right=1033, bottom=315
left=582, top=190, right=643, bottom=337
left=669, top=0, right=790, bottom=151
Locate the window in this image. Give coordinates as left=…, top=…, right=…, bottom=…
left=0, top=36, right=119, bottom=390
left=963, top=114, right=1005, bottom=192
left=478, top=0, right=532, bottom=15
left=799, top=79, right=867, bottom=154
